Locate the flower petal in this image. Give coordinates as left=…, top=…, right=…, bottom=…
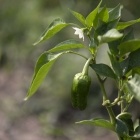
left=72, top=27, right=84, bottom=41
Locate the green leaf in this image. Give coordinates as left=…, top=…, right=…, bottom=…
left=70, top=10, right=86, bottom=26
left=120, top=58, right=130, bottom=76
left=91, top=63, right=116, bottom=79
left=99, top=6, right=109, bottom=22
left=89, top=38, right=97, bottom=54
left=109, top=4, right=122, bottom=21
left=108, top=39, right=121, bottom=55
left=122, top=29, right=134, bottom=43
left=76, top=118, right=114, bottom=131
left=47, top=39, right=85, bottom=53
left=107, top=18, right=120, bottom=30
left=98, top=28, right=123, bottom=43
left=126, top=74, right=140, bottom=102
left=117, top=112, right=134, bottom=136
left=127, top=49, right=140, bottom=71
left=25, top=52, right=67, bottom=100
left=33, top=18, right=69, bottom=45
left=116, top=18, right=140, bottom=30
left=115, top=118, right=129, bottom=137
left=118, top=40, right=140, bottom=56
left=108, top=29, right=134, bottom=55
left=108, top=53, right=123, bottom=77
left=86, top=0, right=102, bottom=28
left=132, top=67, right=140, bottom=75
left=134, top=125, right=140, bottom=138
left=95, top=18, right=119, bottom=36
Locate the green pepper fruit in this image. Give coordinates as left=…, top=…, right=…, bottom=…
left=71, top=58, right=92, bottom=110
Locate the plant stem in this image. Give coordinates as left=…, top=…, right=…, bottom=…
left=97, top=74, right=116, bottom=125
left=82, top=57, right=93, bottom=75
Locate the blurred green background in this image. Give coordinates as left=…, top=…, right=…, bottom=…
left=1, top=0, right=140, bottom=140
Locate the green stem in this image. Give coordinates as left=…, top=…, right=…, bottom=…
left=123, top=95, right=134, bottom=112
left=97, top=74, right=108, bottom=101
left=97, top=74, right=116, bottom=124
left=82, top=57, right=93, bottom=75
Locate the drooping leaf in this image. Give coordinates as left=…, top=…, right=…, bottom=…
left=86, top=0, right=102, bottom=28
left=116, top=18, right=140, bottom=30
left=126, top=74, right=140, bottom=102
left=98, top=28, right=123, bottom=43
left=99, top=6, right=109, bottom=22
left=33, top=18, right=69, bottom=45
left=118, top=40, right=140, bottom=56
left=25, top=52, right=68, bottom=100
left=91, top=63, right=116, bottom=79
left=70, top=10, right=86, bottom=26
left=47, top=39, right=85, bottom=53
left=109, top=4, right=122, bottom=21
left=76, top=118, right=114, bottom=131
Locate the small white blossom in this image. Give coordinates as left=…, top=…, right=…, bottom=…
left=72, top=27, right=84, bottom=41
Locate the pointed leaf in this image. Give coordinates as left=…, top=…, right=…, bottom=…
left=98, top=28, right=123, bottom=43
left=25, top=52, right=67, bottom=100
left=118, top=40, right=140, bottom=56
left=86, top=0, right=102, bottom=28
left=91, top=63, right=116, bottom=79
left=70, top=10, right=86, bottom=26
left=34, top=18, right=69, bottom=45
left=117, top=18, right=140, bottom=30
left=47, top=39, right=85, bottom=53
left=109, top=4, right=122, bottom=21
left=76, top=118, right=114, bottom=131
left=99, top=6, right=109, bottom=22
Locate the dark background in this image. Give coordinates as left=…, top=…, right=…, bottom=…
left=0, top=0, right=140, bottom=140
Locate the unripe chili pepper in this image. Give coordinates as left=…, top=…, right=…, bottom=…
left=71, top=58, right=92, bottom=110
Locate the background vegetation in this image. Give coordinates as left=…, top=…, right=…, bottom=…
left=0, top=0, right=140, bottom=139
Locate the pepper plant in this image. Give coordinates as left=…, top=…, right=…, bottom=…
left=25, top=1, right=140, bottom=139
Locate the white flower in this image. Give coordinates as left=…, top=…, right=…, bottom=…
left=72, top=27, right=84, bottom=41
